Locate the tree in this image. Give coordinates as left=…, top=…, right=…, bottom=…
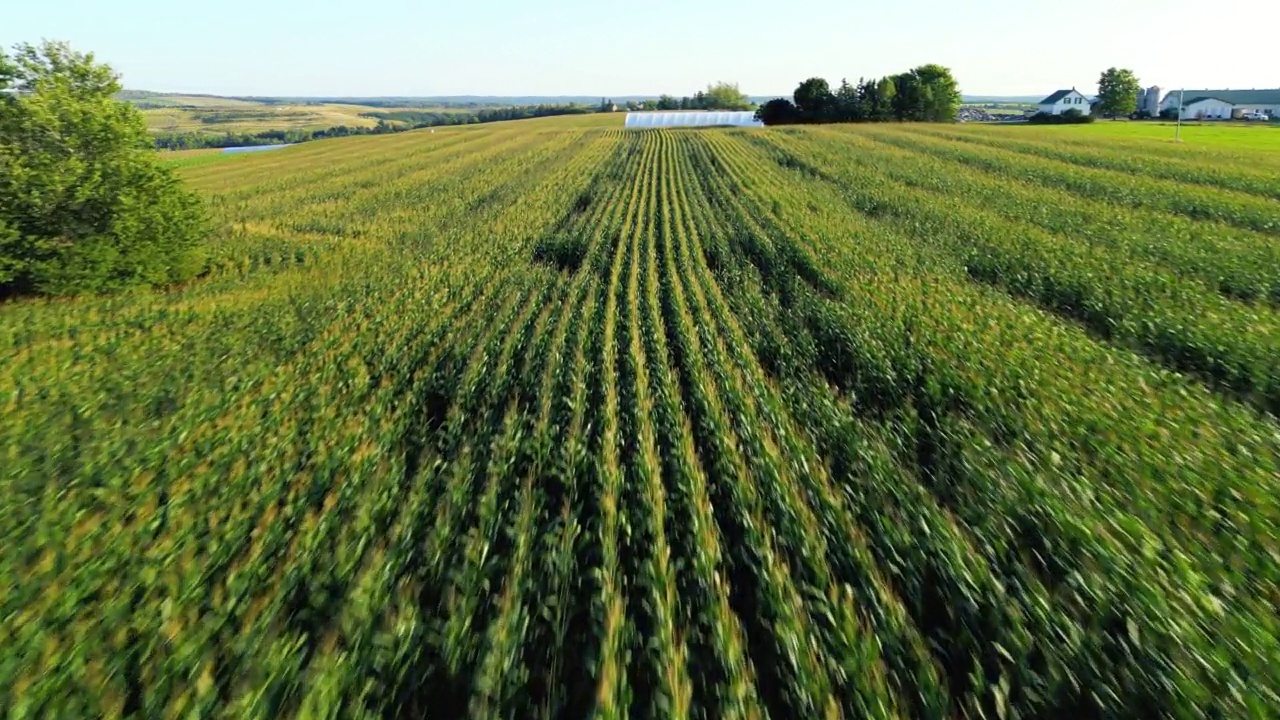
left=793, top=77, right=834, bottom=120
left=910, top=64, right=962, bottom=122
left=703, top=81, right=753, bottom=110
left=0, top=41, right=208, bottom=296
left=891, top=72, right=927, bottom=121
left=656, top=94, right=680, bottom=110
left=755, top=98, right=799, bottom=125
left=1097, top=67, right=1140, bottom=119
left=834, top=78, right=864, bottom=121
left=869, top=76, right=897, bottom=121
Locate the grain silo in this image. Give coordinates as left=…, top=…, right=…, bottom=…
left=1144, top=85, right=1162, bottom=116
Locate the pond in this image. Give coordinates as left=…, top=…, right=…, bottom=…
left=222, top=144, right=290, bottom=154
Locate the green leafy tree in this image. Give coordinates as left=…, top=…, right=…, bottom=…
left=871, top=76, right=897, bottom=120
left=910, top=64, right=962, bottom=121
left=890, top=72, right=927, bottom=120
left=1097, top=67, right=1140, bottom=118
left=755, top=98, right=799, bottom=125
left=703, top=81, right=753, bottom=110
left=793, top=77, right=834, bottom=119
left=0, top=41, right=208, bottom=296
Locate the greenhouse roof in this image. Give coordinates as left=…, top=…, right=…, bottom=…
left=624, top=111, right=763, bottom=128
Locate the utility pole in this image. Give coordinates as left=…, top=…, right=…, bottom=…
left=1175, top=88, right=1184, bottom=142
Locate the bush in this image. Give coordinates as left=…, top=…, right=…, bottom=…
left=1027, top=110, right=1095, bottom=125
left=0, top=41, right=208, bottom=297
left=755, top=98, right=800, bottom=126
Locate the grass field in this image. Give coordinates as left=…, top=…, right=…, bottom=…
left=5, top=116, right=1280, bottom=718
left=157, top=148, right=258, bottom=170
left=1015, top=118, right=1280, bottom=151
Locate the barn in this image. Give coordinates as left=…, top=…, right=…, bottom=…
left=1161, top=89, right=1280, bottom=119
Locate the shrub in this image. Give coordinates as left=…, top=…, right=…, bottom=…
left=0, top=41, right=208, bottom=297
left=1027, top=110, right=1095, bottom=125
left=755, top=98, right=800, bottom=126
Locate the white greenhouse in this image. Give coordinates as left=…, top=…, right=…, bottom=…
left=624, top=111, right=763, bottom=128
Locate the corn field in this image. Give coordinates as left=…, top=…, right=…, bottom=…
left=3, top=115, right=1279, bottom=719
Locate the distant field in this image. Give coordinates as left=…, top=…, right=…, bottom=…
left=7, top=115, right=1280, bottom=717
left=124, top=93, right=262, bottom=109
left=142, top=103, right=411, bottom=134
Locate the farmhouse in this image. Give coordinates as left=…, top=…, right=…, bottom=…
left=1160, top=88, right=1280, bottom=119
left=1036, top=89, right=1092, bottom=116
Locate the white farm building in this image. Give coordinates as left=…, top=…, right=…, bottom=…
left=624, top=111, right=763, bottom=128
left=1178, top=97, right=1235, bottom=120
left=1035, top=89, right=1092, bottom=116
left=1159, top=89, right=1280, bottom=120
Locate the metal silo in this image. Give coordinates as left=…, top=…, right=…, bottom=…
left=1145, top=86, right=1162, bottom=116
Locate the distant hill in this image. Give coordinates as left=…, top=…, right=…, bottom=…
left=120, top=91, right=610, bottom=109
left=237, top=95, right=609, bottom=107
left=120, top=90, right=787, bottom=109
left=235, top=95, right=778, bottom=107
left=115, top=90, right=263, bottom=108
left=120, top=89, right=1047, bottom=109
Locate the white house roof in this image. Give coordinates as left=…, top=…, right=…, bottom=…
left=1038, top=89, right=1083, bottom=104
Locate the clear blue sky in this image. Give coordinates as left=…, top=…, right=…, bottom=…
left=5, top=0, right=1275, bottom=98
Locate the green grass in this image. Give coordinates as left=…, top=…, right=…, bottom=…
left=1026, top=118, right=1280, bottom=150
left=156, top=148, right=254, bottom=169
left=4, top=116, right=1279, bottom=718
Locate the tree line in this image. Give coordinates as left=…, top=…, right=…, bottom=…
left=755, top=65, right=961, bottom=125
left=601, top=82, right=754, bottom=112
left=154, top=123, right=400, bottom=150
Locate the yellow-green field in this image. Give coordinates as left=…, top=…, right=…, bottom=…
left=6, top=115, right=1280, bottom=718
left=157, top=147, right=257, bottom=170
left=142, top=102, right=424, bottom=134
